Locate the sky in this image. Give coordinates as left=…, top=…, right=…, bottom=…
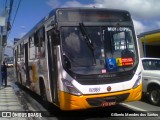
left=1, top=0, right=160, bottom=55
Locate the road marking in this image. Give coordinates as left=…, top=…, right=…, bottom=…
left=120, top=103, right=147, bottom=111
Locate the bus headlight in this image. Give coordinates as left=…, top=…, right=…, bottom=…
left=62, top=79, right=82, bottom=96
left=132, top=72, right=142, bottom=89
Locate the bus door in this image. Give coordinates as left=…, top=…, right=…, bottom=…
left=47, top=29, right=59, bottom=104
left=14, top=49, right=19, bottom=83
left=24, top=43, right=30, bottom=86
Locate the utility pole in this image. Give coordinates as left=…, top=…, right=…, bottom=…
left=0, top=19, right=5, bottom=88
left=0, top=0, right=13, bottom=88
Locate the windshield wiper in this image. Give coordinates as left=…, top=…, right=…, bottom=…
left=79, top=23, right=96, bottom=64
left=79, top=23, right=94, bottom=51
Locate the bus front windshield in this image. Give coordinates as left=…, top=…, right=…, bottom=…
left=61, top=26, right=138, bottom=75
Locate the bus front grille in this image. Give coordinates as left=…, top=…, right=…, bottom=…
left=86, top=93, right=129, bottom=106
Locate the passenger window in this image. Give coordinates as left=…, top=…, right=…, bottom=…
left=34, top=27, right=45, bottom=58
left=29, top=37, right=36, bottom=59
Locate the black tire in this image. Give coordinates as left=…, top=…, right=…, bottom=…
left=149, top=87, right=160, bottom=106
left=40, top=81, right=47, bottom=102
left=19, top=73, right=22, bottom=85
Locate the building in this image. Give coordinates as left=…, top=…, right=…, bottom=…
left=138, top=29, right=160, bottom=58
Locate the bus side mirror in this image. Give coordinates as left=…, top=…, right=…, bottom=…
left=63, top=54, right=71, bottom=69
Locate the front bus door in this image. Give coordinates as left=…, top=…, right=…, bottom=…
left=24, top=43, right=30, bottom=86
left=47, top=29, right=59, bottom=105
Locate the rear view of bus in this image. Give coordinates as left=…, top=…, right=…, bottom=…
left=55, top=8, right=142, bottom=110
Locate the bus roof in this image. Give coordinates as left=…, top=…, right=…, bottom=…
left=14, top=7, right=131, bottom=47
left=56, top=7, right=129, bottom=12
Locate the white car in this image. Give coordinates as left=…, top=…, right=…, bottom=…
left=6, top=61, right=14, bottom=68
left=141, top=58, right=160, bottom=106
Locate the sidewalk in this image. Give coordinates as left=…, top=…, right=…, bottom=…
left=0, top=81, right=23, bottom=111
left=0, top=80, right=29, bottom=120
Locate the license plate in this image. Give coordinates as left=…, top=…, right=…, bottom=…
left=101, top=101, right=116, bottom=107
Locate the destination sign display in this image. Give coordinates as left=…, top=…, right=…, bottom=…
left=57, top=9, right=131, bottom=22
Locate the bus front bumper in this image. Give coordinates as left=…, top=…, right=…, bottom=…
left=59, top=83, right=142, bottom=110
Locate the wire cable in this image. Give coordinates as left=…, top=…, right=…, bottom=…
left=11, top=0, right=21, bottom=28
left=8, top=0, right=14, bottom=22
left=7, top=0, right=22, bottom=38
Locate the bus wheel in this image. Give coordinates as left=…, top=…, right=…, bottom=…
left=149, top=87, right=160, bottom=106
left=40, top=80, right=47, bottom=102
left=19, top=73, right=22, bottom=85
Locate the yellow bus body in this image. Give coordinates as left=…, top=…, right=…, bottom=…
left=59, top=83, right=142, bottom=110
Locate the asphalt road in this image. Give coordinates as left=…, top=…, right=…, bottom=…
left=7, top=68, right=160, bottom=120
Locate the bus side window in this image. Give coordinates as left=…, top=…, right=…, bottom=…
left=20, top=43, right=24, bottom=61
left=29, top=37, right=36, bottom=59
left=34, top=27, right=45, bottom=58
left=34, top=27, right=45, bottom=47
left=17, top=45, right=21, bottom=61
left=17, top=43, right=24, bottom=61
left=52, top=29, right=60, bottom=45
left=48, top=28, right=60, bottom=45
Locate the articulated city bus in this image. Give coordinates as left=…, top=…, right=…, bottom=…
left=14, top=8, right=142, bottom=110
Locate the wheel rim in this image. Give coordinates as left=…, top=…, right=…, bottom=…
left=150, top=89, right=160, bottom=104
